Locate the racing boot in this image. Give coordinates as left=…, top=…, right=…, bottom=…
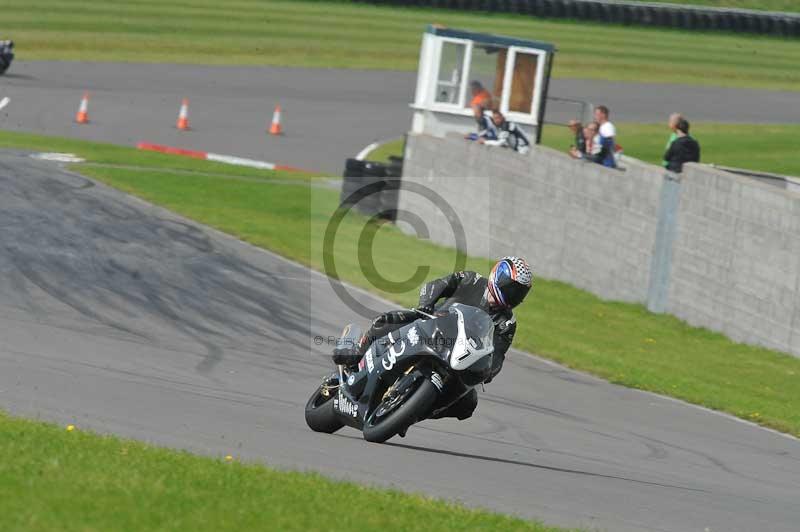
left=430, top=389, right=478, bottom=420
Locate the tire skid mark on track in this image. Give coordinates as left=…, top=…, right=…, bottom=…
left=417, top=423, right=643, bottom=473
left=0, top=153, right=318, bottom=373
left=481, top=393, right=591, bottom=424
left=10, top=254, right=151, bottom=341
left=384, top=441, right=710, bottom=493
left=0, top=346, right=301, bottom=410
left=628, top=431, right=799, bottom=491
left=0, top=299, right=327, bottom=380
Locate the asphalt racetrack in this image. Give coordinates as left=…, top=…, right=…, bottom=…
left=1, top=151, right=799, bottom=532
left=3, top=61, right=800, bottom=173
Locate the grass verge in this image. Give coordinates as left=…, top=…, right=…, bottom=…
left=366, top=137, right=405, bottom=163
left=0, top=411, right=567, bottom=532
left=0, top=131, right=321, bottom=181
left=368, top=124, right=800, bottom=177
left=4, top=132, right=795, bottom=436
left=4, top=0, right=800, bottom=91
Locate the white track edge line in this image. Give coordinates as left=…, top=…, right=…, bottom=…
left=206, top=152, right=276, bottom=171
left=355, top=142, right=379, bottom=161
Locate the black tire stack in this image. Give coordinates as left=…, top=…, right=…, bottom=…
left=341, top=155, right=403, bottom=222
left=351, top=0, right=800, bottom=37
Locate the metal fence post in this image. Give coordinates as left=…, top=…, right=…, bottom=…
left=646, top=172, right=682, bottom=313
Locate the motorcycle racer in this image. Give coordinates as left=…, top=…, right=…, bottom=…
left=332, top=256, right=533, bottom=418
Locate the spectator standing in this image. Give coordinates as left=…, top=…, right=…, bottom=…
left=568, top=119, right=585, bottom=156
left=585, top=122, right=602, bottom=160
left=570, top=121, right=616, bottom=168
left=568, top=122, right=597, bottom=159
left=663, top=118, right=700, bottom=172
left=594, top=105, right=616, bottom=140
left=479, top=110, right=531, bottom=154
left=662, top=113, right=683, bottom=167
left=593, top=105, right=617, bottom=168
left=568, top=122, right=595, bottom=158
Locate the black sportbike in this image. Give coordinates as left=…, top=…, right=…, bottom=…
left=305, top=304, right=494, bottom=443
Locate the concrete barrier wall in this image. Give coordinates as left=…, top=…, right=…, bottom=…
left=401, top=133, right=664, bottom=303
left=668, top=164, right=800, bottom=354
left=399, top=133, right=800, bottom=357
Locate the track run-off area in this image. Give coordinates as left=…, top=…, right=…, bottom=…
left=3, top=61, right=800, bottom=173
left=0, top=150, right=798, bottom=532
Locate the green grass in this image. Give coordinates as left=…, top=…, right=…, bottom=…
left=368, top=137, right=405, bottom=163
left=5, top=0, right=800, bottom=91
left=0, top=130, right=321, bottom=181
left=6, top=131, right=793, bottom=438
left=368, top=124, right=800, bottom=177
left=628, top=0, right=799, bottom=11
left=0, top=412, right=567, bottom=532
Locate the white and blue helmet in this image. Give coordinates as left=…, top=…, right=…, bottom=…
left=488, top=256, right=532, bottom=309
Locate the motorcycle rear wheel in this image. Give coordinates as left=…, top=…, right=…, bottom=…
left=363, top=377, right=437, bottom=443
left=305, top=382, right=345, bottom=434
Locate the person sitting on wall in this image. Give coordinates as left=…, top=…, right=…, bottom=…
left=465, top=104, right=498, bottom=142
left=663, top=118, right=700, bottom=173
left=478, top=109, right=531, bottom=154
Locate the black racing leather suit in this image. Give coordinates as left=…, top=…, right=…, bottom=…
left=351, top=271, right=516, bottom=383
left=336, top=271, right=518, bottom=420
left=417, top=271, right=516, bottom=382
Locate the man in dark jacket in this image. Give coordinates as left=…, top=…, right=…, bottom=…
left=333, top=257, right=533, bottom=419
left=664, top=118, right=700, bottom=172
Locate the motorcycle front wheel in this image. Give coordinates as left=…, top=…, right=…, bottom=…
left=363, top=375, right=437, bottom=443
left=304, top=379, right=345, bottom=434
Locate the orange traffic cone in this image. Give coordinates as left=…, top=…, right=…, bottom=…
left=269, top=104, right=283, bottom=135
left=75, top=91, right=90, bottom=124
left=176, top=98, right=190, bottom=130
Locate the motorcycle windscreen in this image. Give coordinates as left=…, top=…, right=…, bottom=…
left=448, top=305, right=494, bottom=371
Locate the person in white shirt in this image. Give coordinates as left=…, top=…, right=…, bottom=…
left=594, top=105, right=616, bottom=139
